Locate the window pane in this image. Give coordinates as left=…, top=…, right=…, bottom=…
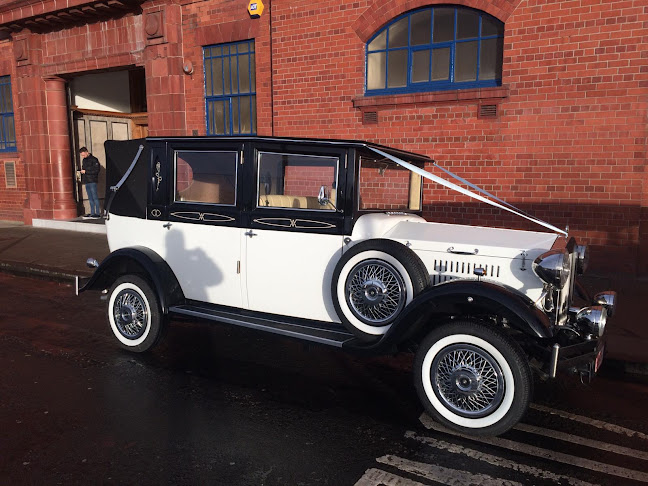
left=231, top=55, right=239, bottom=94
left=250, top=53, right=256, bottom=91
left=175, top=151, right=237, bottom=205
left=432, top=47, right=450, bottom=81
left=5, top=116, right=14, bottom=143
left=211, top=46, right=222, bottom=56
left=239, top=54, right=250, bottom=93
left=455, top=41, right=478, bottom=81
left=482, top=15, right=504, bottom=36
left=205, top=58, right=213, bottom=96
left=251, top=97, right=257, bottom=134
left=480, top=37, right=503, bottom=80
left=433, top=8, right=454, bottom=43
left=457, top=9, right=479, bottom=39
left=258, top=153, right=338, bottom=210
left=359, top=156, right=417, bottom=211
left=214, top=101, right=225, bottom=134
left=412, top=49, right=430, bottom=83
left=388, top=17, right=408, bottom=48
left=207, top=101, right=214, bottom=134
left=223, top=57, right=231, bottom=95
left=368, top=30, right=386, bottom=51
left=387, top=50, right=407, bottom=88
left=212, top=58, right=223, bottom=96
left=240, top=96, right=251, bottom=134
left=238, top=42, right=249, bottom=54
left=367, top=52, right=386, bottom=90
left=410, top=10, right=431, bottom=46
left=232, top=97, right=240, bottom=134
left=224, top=99, right=230, bottom=134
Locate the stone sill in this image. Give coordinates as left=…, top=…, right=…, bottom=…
left=352, top=86, right=509, bottom=110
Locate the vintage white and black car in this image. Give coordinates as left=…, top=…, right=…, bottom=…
left=77, top=136, right=616, bottom=436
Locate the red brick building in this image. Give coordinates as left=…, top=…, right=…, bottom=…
left=0, top=0, right=645, bottom=277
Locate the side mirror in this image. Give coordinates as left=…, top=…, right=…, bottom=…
left=318, top=185, right=329, bottom=206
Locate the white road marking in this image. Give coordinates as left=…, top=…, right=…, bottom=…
left=420, top=414, right=648, bottom=483
left=514, top=422, right=648, bottom=461
left=405, top=431, right=599, bottom=486
left=530, top=404, right=648, bottom=441
left=377, top=455, right=525, bottom=486
left=354, top=468, right=427, bottom=486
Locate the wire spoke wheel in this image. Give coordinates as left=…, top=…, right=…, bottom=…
left=431, top=343, right=505, bottom=418
left=345, top=259, right=406, bottom=326
left=113, top=288, right=149, bottom=340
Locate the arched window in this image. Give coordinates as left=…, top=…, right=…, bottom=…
left=365, top=6, right=504, bottom=95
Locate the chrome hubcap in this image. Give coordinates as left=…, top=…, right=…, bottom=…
left=345, top=259, right=406, bottom=325
left=431, top=344, right=504, bottom=418
left=113, top=289, right=148, bottom=340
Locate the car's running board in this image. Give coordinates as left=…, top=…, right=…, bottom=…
left=169, top=304, right=356, bottom=348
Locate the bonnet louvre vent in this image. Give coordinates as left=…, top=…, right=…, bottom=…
left=4, top=161, right=16, bottom=188
left=431, top=259, right=501, bottom=285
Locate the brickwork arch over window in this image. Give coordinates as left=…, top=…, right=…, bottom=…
left=366, top=6, right=503, bottom=95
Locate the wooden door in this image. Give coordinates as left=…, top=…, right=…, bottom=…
left=74, top=112, right=132, bottom=215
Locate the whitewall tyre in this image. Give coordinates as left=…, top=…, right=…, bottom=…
left=414, top=321, right=532, bottom=436
left=332, top=239, right=429, bottom=340
left=107, top=275, right=164, bottom=353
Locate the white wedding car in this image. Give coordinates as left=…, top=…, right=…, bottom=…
left=78, top=137, right=616, bottom=436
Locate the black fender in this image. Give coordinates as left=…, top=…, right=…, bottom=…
left=78, top=246, right=185, bottom=315
left=344, top=279, right=552, bottom=353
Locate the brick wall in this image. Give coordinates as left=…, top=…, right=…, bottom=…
left=181, top=0, right=272, bottom=136
left=268, top=0, right=647, bottom=275
left=0, top=40, right=24, bottom=221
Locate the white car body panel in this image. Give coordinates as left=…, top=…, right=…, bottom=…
left=107, top=214, right=244, bottom=308
left=245, top=229, right=344, bottom=322
left=349, top=214, right=558, bottom=302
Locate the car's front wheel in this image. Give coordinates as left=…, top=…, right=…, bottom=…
left=414, top=321, right=532, bottom=436
left=107, top=275, right=164, bottom=353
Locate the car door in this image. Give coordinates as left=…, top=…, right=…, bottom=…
left=243, top=142, right=347, bottom=323
left=156, top=141, right=245, bottom=308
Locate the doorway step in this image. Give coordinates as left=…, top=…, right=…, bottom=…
left=33, top=217, right=106, bottom=235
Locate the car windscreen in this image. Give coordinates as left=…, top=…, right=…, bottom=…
left=357, top=149, right=423, bottom=212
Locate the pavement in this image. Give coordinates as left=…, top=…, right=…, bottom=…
left=0, top=218, right=646, bottom=375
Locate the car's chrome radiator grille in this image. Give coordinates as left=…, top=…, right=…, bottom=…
left=430, top=260, right=501, bottom=285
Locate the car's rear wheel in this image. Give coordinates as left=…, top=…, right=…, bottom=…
left=107, top=275, right=164, bottom=353
left=414, top=321, right=532, bottom=436
left=332, top=239, right=429, bottom=340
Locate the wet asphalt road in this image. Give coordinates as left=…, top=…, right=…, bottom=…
left=1, top=273, right=648, bottom=485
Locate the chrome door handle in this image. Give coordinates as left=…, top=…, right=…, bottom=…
left=163, top=223, right=172, bottom=229
left=447, top=246, right=478, bottom=255
left=245, top=230, right=257, bottom=238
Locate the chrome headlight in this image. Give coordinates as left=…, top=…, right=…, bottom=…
left=576, top=305, right=607, bottom=337
left=574, top=244, right=589, bottom=275
left=532, top=249, right=571, bottom=289
left=594, top=291, right=617, bottom=317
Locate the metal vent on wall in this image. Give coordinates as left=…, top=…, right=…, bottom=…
left=362, top=111, right=378, bottom=125
left=4, top=161, right=16, bottom=188
left=478, top=104, right=498, bottom=118
left=431, top=260, right=501, bottom=285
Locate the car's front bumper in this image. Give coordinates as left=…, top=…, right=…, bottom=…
left=549, top=336, right=606, bottom=382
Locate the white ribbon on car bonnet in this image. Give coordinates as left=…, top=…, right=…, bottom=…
left=368, top=147, right=568, bottom=236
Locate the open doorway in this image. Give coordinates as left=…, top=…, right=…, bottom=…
left=69, top=67, right=147, bottom=216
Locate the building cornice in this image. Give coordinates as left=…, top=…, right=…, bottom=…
left=0, top=0, right=144, bottom=37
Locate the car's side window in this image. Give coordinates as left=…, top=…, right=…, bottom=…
left=257, top=152, right=338, bottom=211
left=175, top=150, right=237, bottom=205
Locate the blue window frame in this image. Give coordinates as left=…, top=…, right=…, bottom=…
left=0, top=76, right=16, bottom=152
left=204, top=40, right=256, bottom=135
left=366, top=7, right=504, bottom=96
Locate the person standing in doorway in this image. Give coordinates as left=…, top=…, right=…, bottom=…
left=79, top=147, right=101, bottom=218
